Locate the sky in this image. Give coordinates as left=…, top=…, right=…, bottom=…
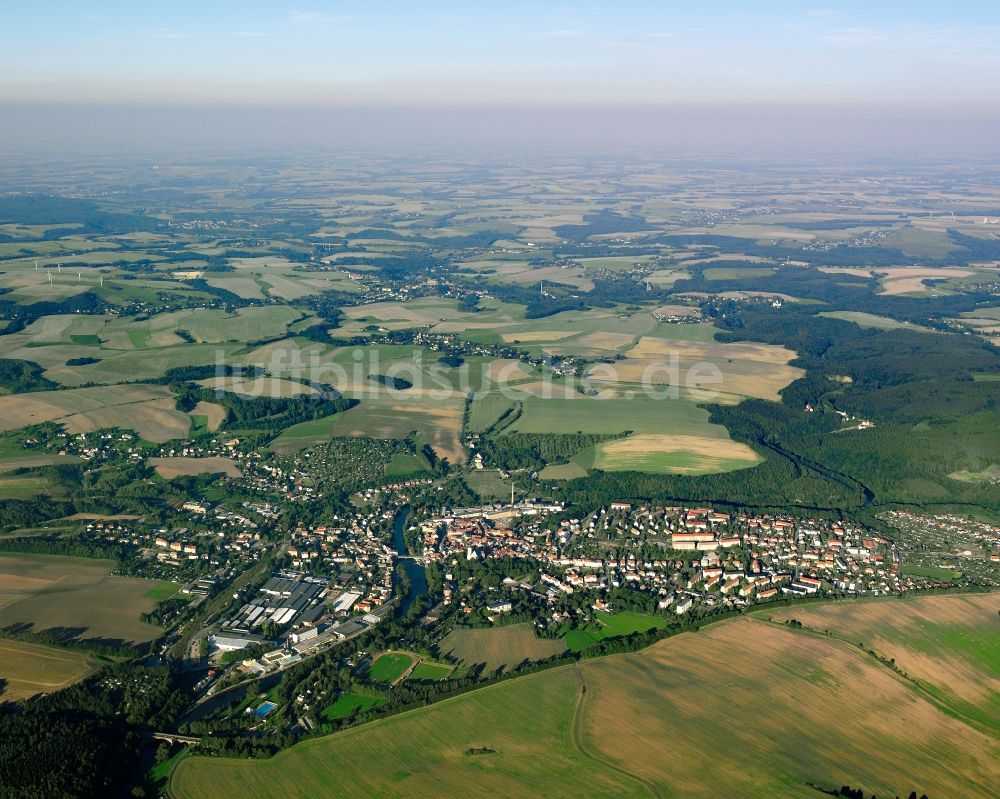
left=2, top=2, right=999, bottom=154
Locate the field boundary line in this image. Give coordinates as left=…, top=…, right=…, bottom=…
left=570, top=663, right=665, bottom=799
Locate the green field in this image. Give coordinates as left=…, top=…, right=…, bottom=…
left=0, top=474, right=61, bottom=500
left=368, top=652, right=416, bottom=683
left=563, top=611, right=669, bottom=652
left=466, top=393, right=516, bottom=433
left=268, top=413, right=346, bottom=454
left=506, top=395, right=723, bottom=437
left=462, top=469, right=513, bottom=500
left=385, top=452, right=431, bottom=478
left=173, top=605, right=1000, bottom=799
left=818, top=310, right=930, bottom=331
left=144, top=582, right=181, bottom=601
left=407, top=661, right=455, bottom=682
left=321, top=693, right=385, bottom=721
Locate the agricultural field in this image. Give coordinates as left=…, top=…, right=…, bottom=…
left=767, top=592, right=1000, bottom=735
left=818, top=266, right=980, bottom=296
left=439, top=623, right=567, bottom=672
left=173, top=608, right=999, bottom=799
left=465, top=393, right=516, bottom=433
left=590, top=433, right=761, bottom=475
left=267, top=413, right=346, bottom=454
left=600, top=333, right=804, bottom=403
left=0, top=473, right=63, bottom=500
left=0, top=639, right=101, bottom=702
left=500, top=393, right=756, bottom=475
left=333, top=395, right=466, bottom=463
left=0, top=384, right=194, bottom=441
left=818, top=310, right=932, bottom=330
left=149, top=456, right=242, bottom=479
left=0, top=553, right=168, bottom=646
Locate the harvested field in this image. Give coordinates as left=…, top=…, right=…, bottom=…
left=191, top=401, right=226, bottom=431
left=600, top=335, right=804, bottom=401
left=767, top=593, right=1000, bottom=734
left=0, top=385, right=191, bottom=442
left=0, top=639, right=99, bottom=702
left=819, top=266, right=977, bottom=295
left=150, top=456, right=242, bottom=479
left=0, top=553, right=168, bottom=646
left=482, top=358, right=533, bottom=385
left=439, top=623, right=567, bottom=672
left=592, top=433, right=761, bottom=475
left=173, top=611, right=1000, bottom=799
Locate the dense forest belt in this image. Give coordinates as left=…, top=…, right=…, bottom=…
left=755, top=440, right=875, bottom=508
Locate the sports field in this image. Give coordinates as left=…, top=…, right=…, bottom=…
left=173, top=604, right=1000, bottom=799
left=0, top=553, right=168, bottom=646
left=439, top=623, right=567, bottom=672
left=406, top=661, right=454, bottom=682
left=368, top=652, right=416, bottom=684
left=0, top=639, right=100, bottom=702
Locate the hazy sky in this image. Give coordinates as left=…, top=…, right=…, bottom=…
left=2, top=2, right=998, bottom=158
left=3, top=1, right=999, bottom=106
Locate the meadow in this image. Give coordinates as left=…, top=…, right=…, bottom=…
left=172, top=604, right=1000, bottom=799
left=0, top=553, right=169, bottom=646
left=562, top=611, right=668, bottom=652
left=438, top=623, right=567, bottom=672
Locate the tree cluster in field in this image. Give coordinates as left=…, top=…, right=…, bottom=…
left=478, top=431, right=628, bottom=471
left=173, top=383, right=358, bottom=433
left=0, top=357, right=57, bottom=393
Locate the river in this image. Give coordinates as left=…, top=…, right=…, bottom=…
left=392, top=505, right=428, bottom=615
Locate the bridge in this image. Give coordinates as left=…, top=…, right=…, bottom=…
left=146, top=731, right=202, bottom=746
